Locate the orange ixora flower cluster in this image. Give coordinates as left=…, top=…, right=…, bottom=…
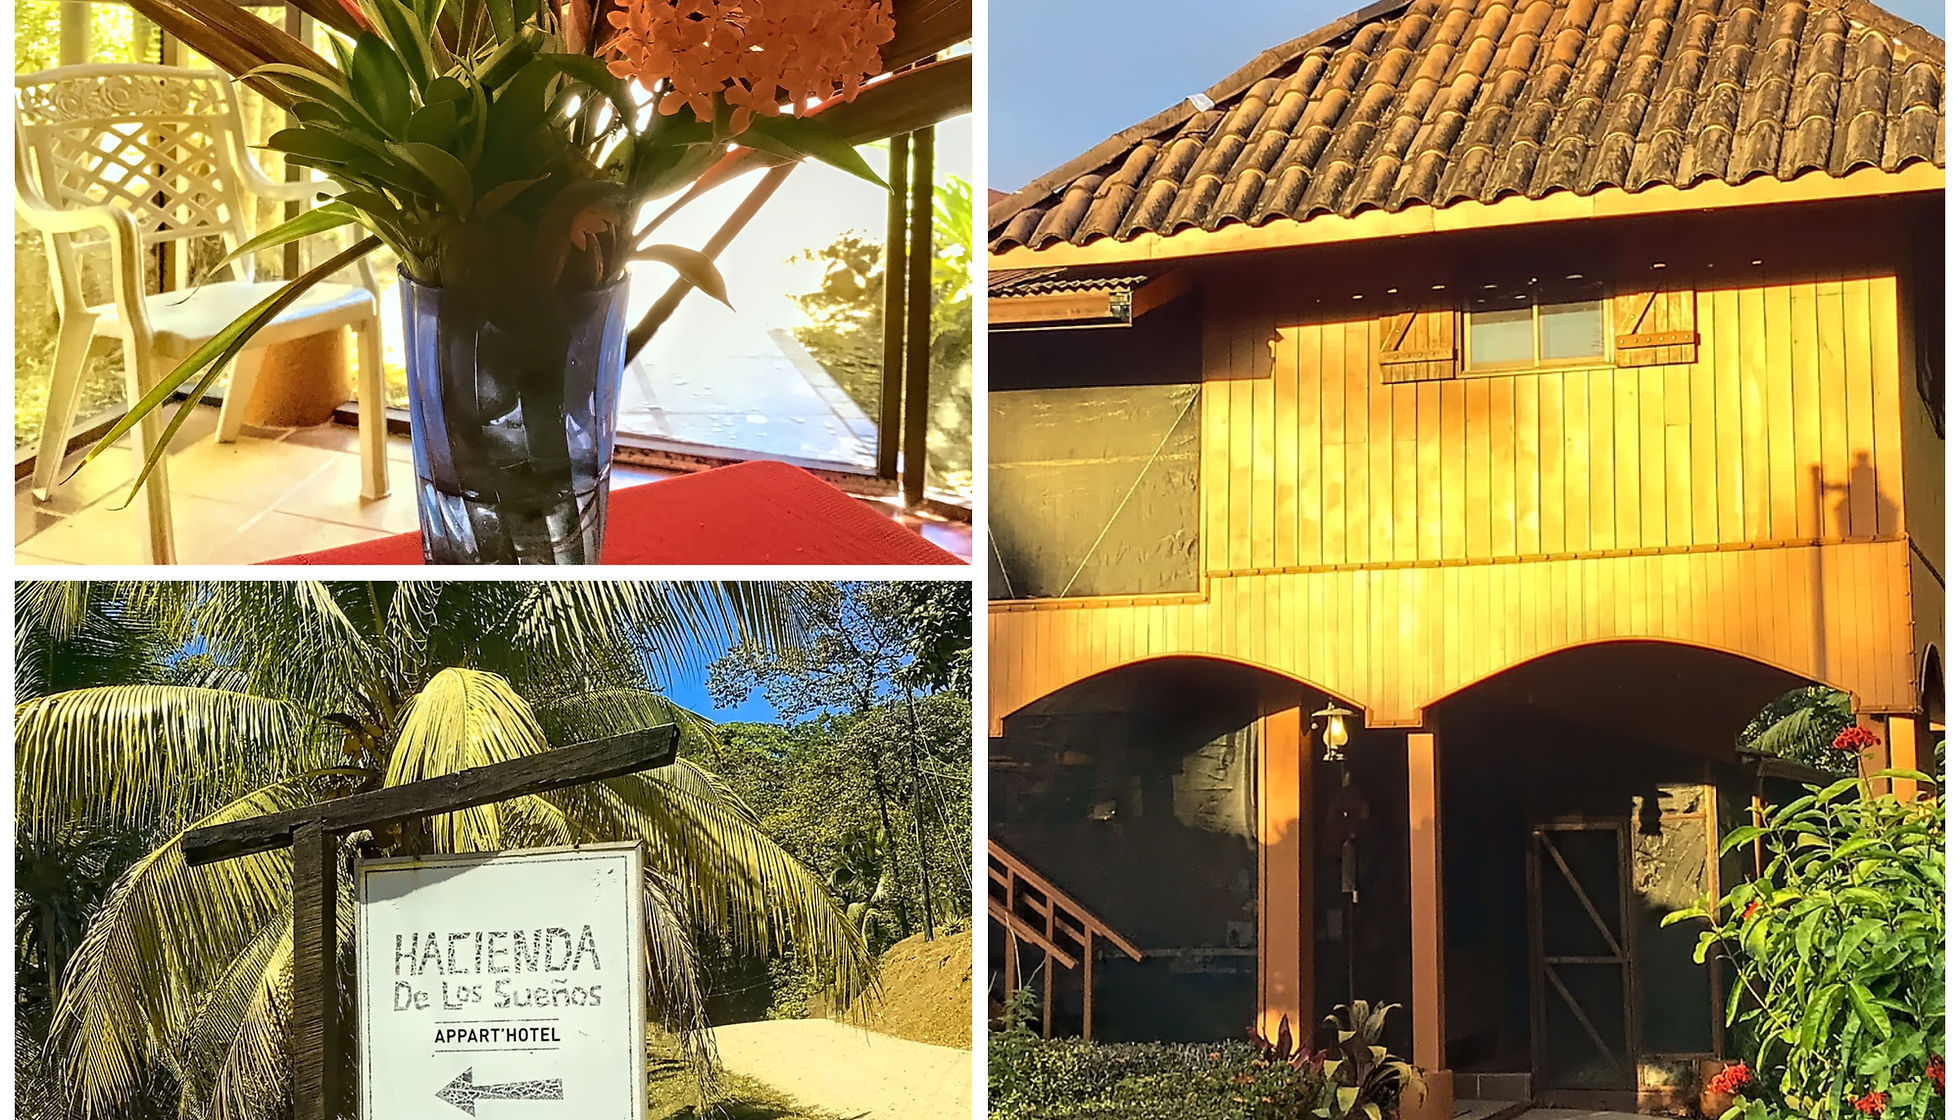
left=605, top=0, right=896, bottom=134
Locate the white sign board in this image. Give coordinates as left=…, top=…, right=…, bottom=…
left=356, top=842, right=647, bottom=1120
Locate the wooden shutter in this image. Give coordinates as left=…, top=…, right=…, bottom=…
left=1376, top=309, right=1458, bottom=383
left=1612, top=287, right=1698, bottom=366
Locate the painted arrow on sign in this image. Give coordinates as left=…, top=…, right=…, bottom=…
left=436, top=1068, right=565, bottom=1114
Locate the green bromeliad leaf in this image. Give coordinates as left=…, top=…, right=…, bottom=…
left=92, top=0, right=897, bottom=500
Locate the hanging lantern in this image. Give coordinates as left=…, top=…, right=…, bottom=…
left=1313, top=702, right=1356, bottom=763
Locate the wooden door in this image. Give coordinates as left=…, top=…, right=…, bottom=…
left=1526, top=821, right=1639, bottom=1102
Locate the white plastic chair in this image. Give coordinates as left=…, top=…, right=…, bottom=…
left=15, top=63, right=390, bottom=564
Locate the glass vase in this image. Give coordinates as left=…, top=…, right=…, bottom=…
left=399, top=271, right=629, bottom=564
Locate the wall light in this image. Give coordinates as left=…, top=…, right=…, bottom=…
left=1313, top=702, right=1357, bottom=763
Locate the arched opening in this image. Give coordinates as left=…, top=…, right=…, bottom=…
left=989, top=656, right=1354, bottom=1043
left=1426, top=640, right=1820, bottom=1108
left=1921, top=644, right=1944, bottom=731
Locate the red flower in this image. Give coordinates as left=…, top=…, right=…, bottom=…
left=1929, top=1056, right=1944, bottom=1093
left=1708, top=1064, right=1752, bottom=1095
left=1833, top=726, right=1881, bottom=753
left=1741, top=901, right=1761, bottom=922
left=1852, top=1090, right=1887, bottom=1116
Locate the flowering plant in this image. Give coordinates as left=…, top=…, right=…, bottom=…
left=1665, top=769, right=1944, bottom=1120
left=1834, top=725, right=1883, bottom=755
left=81, top=0, right=965, bottom=493
left=1708, top=1063, right=1753, bottom=1097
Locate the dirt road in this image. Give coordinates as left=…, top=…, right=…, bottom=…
left=706, top=1019, right=971, bottom=1120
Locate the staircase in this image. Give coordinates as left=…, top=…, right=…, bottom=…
left=987, top=839, right=1144, bottom=1039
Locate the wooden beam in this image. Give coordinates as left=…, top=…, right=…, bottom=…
left=291, top=820, right=339, bottom=1120
left=879, top=132, right=911, bottom=481
left=1082, top=934, right=1096, bottom=1040
left=1257, top=700, right=1310, bottom=1044
left=183, top=726, right=678, bottom=865
left=903, top=126, right=935, bottom=508
left=1129, top=269, right=1194, bottom=319
left=885, top=0, right=968, bottom=71
left=989, top=164, right=1944, bottom=271
left=1407, top=731, right=1446, bottom=1073
left=988, top=290, right=1123, bottom=325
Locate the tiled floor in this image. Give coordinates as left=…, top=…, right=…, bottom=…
left=16, top=406, right=971, bottom=565
left=622, top=321, right=878, bottom=471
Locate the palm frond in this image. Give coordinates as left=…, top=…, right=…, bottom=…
left=49, top=780, right=315, bottom=1120
left=557, top=764, right=876, bottom=1008
left=1743, top=688, right=1854, bottom=757
left=204, top=926, right=293, bottom=1120
left=643, top=867, right=717, bottom=1092
left=16, top=686, right=318, bottom=837
left=174, top=901, right=293, bottom=1119
left=15, top=582, right=178, bottom=702
left=379, top=580, right=446, bottom=696
left=174, top=583, right=387, bottom=715
left=530, top=686, right=720, bottom=755
left=496, top=582, right=803, bottom=688
left=385, top=668, right=550, bottom=852
left=16, top=581, right=102, bottom=643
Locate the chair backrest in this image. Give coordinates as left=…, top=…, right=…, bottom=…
left=16, top=64, right=259, bottom=302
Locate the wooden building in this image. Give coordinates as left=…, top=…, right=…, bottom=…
left=985, top=0, right=1943, bottom=1112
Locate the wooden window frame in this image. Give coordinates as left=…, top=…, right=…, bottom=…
left=1459, top=294, right=1614, bottom=376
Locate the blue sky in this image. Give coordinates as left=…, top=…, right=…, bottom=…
left=659, top=666, right=778, bottom=723
left=988, top=0, right=1947, bottom=191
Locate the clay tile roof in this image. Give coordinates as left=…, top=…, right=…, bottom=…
left=987, top=267, right=1155, bottom=296
left=988, top=0, right=1944, bottom=252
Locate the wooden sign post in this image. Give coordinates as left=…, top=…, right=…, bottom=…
left=183, top=726, right=680, bottom=1120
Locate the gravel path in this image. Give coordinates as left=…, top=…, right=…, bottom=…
left=706, top=1019, right=971, bottom=1120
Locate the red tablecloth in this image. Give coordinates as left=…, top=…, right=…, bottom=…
left=270, top=460, right=960, bottom=566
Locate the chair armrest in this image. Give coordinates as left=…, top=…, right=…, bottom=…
left=15, top=183, right=153, bottom=338
left=14, top=183, right=132, bottom=239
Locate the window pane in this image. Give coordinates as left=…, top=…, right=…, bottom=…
left=1467, top=307, right=1534, bottom=366
left=622, top=153, right=887, bottom=474
left=1540, top=299, right=1605, bottom=361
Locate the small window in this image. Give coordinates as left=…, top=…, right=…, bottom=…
left=1464, top=284, right=1608, bottom=371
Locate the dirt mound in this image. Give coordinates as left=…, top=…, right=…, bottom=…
left=838, top=929, right=972, bottom=1049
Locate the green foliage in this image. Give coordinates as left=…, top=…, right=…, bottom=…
left=1304, top=1001, right=1424, bottom=1120
left=989, top=1030, right=1312, bottom=1120
left=700, top=695, right=973, bottom=956
left=13, top=580, right=870, bottom=1119
left=791, top=174, right=974, bottom=493
left=16, top=1, right=143, bottom=74
left=1739, top=688, right=1860, bottom=775
left=1664, top=772, right=1944, bottom=1120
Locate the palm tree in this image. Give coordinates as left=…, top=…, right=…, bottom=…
left=15, top=581, right=874, bottom=1120
left=1736, top=685, right=1859, bottom=774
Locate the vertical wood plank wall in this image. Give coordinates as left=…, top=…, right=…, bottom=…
left=1205, top=275, right=1905, bottom=573
left=989, top=268, right=1925, bottom=729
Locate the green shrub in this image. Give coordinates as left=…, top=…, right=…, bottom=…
left=1665, top=771, right=1944, bottom=1120
left=989, top=1030, right=1309, bottom=1119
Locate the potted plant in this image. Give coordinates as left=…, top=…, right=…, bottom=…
left=80, top=0, right=954, bottom=563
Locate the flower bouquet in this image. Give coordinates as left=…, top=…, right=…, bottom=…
left=85, top=0, right=967, bottom=563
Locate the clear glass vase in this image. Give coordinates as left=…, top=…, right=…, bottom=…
left=399, top=270, right=629, bottom=564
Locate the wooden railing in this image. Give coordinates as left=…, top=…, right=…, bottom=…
left=988, top=839, right=1144, bottom=1040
